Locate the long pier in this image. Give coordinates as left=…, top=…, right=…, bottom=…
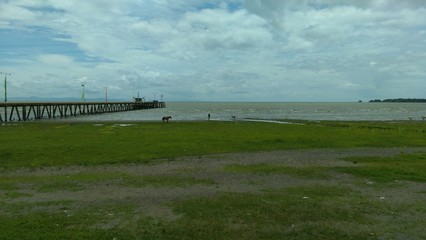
left=0, top=101, right=165, bottom=122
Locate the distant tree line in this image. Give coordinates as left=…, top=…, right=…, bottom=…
left=369, top=98, right=426, bottom=103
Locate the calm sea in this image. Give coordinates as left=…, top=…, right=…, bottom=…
left=59, top=102, right=426, bottom=122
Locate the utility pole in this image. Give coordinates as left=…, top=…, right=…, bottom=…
left=1, top=72, right=11, bottom=122
left=1, top=72, right=11, bottom=102
left=81, top=83, right=85, bottom=102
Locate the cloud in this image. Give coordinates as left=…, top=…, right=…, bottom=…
left=1, top=0, right=425, bottom=101
left=38, top=54, right=74, bottom=65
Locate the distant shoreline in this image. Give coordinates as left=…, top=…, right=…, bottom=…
left=369, top=98, right=426, bottom=103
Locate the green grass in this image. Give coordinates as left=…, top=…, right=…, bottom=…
left=335, top=153, right=426, bottom=183
left=1, top=121, right=426, bottom=168
left=168, top=186, right=389, bottom=239
left=3, top=191, right=33, bottom=199
left=0, top=172, right=215, bottom=193
left=224, top=163, right=330, bottom=179
left=0, top=209, right=134, bottom=240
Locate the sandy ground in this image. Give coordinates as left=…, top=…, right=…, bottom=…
left=2, top=147, right=426, bottom=223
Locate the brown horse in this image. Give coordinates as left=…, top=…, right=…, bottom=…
left=162, top=116, right=172, bottom=122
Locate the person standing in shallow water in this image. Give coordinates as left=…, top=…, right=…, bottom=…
left=208, top=113, right=211, bottom=120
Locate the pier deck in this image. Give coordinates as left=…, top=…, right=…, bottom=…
left=0, top=101, right=165, bottom=122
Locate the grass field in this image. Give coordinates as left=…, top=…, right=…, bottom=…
left=1, top=120, right=426, bottom=168
left=0, top=120, right=425, bottom=239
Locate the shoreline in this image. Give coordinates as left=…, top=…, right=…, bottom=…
left=21, top=117, right=426, bottom=124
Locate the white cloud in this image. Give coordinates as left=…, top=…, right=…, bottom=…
left=38, top=54, right=74, bottom=65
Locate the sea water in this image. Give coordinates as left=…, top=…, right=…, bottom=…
left=57, top=102, right=426, bottom=122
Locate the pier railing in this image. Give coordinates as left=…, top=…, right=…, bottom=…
left=0, top=101, right=166, bottom=122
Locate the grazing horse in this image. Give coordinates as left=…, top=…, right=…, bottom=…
left=162, top=116, right=172, bottom=122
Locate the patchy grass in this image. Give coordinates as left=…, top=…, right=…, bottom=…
left=224, top=164, right=330, bottom=179
left=0, top=172, right=215, bottom=194
left=0, top=186, right=404, bottom=240
left=335, top=153, right=426, bottom=183
left=3, top=191, right=33, bottom=199
left=1, top=121, right=425, bottom=239
left=169, top=186, right=378, bottom=239
left=121, top=175, right=215, bottom=188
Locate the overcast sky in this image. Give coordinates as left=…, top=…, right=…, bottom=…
left=1, top=0, right=425, bottom=102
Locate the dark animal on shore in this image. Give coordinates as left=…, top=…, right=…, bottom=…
left=162, top=116, right=172, bottom=122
